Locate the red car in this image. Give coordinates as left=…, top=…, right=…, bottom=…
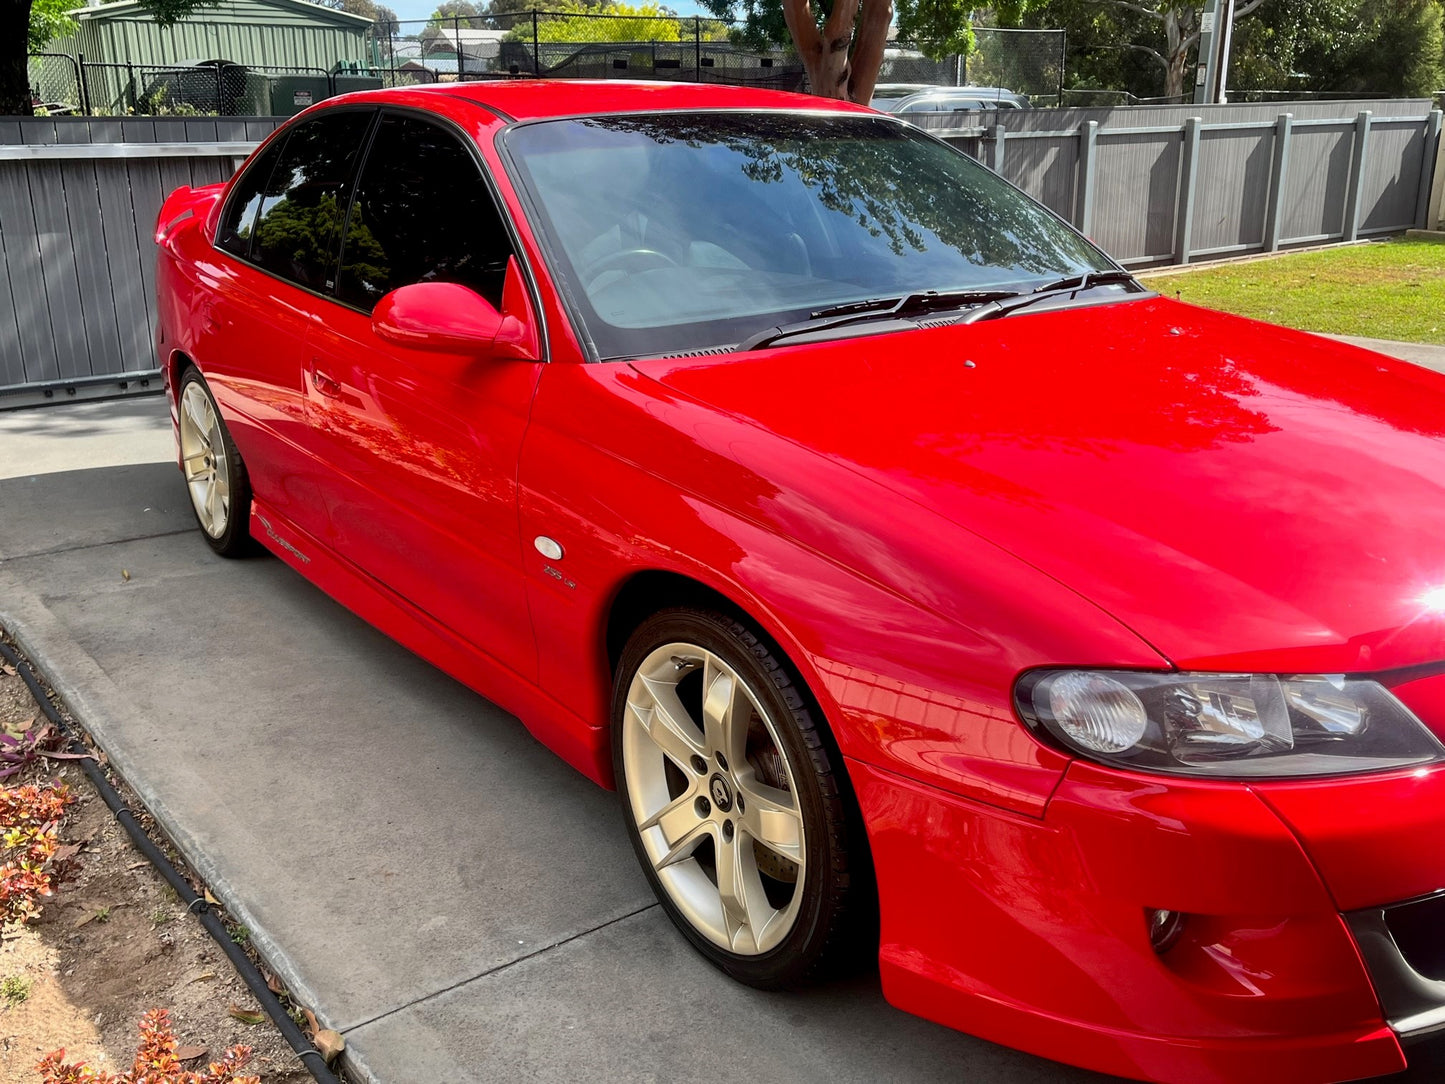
left=154, top=81, right=1445, bottom=1083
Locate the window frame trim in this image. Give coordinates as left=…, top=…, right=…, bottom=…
left=210, top=104, right=380, bottom=300
left=210, top=101, right=550, bottom=364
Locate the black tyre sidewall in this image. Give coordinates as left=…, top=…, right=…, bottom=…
left=612, top=608, right=852, bottom=989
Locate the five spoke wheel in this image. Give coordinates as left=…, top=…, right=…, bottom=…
left=624, top=642, right=806, bottom=955
left=177, top=367, right=253, bottom=557
left=613, top=609, right=860, bottom=988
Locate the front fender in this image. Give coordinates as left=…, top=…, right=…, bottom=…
left=518, top=361, right=1165, bottom=816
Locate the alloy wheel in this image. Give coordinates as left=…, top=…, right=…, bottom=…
left=179, top=381, right=231, bottom=539
left=621, top=641, right=807, bottom=955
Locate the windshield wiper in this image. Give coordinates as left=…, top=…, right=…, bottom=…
left=737, top=288, right=1019, bottom=352
left=957, top=269, right=1139, bottom=324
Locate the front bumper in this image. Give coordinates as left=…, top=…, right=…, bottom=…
left=849, top=751, right=1445, bottom=1083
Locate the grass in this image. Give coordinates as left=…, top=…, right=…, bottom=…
left=1146, top=239, right=1445, bottom=344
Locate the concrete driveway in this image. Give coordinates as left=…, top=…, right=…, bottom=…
left=2, top=341, right=1440, bottom=1082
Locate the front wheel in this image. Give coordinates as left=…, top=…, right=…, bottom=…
left=612, top=608, right=859, bottom=988
left=177, top=366, right=252, bottom=557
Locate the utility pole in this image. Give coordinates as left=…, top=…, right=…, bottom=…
left=1193, top=0, right=1235, bottom=104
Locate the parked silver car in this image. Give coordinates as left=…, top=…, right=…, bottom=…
left=872, top=85, right=1031, bottom=113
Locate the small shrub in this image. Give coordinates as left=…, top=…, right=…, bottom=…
left=0, top=783, right=75, bottom=925
left=37, top=1007, right=259, bottom=1083
left=0, top=974, right=30, bottom=1006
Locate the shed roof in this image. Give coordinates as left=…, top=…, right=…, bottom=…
left=71, top=0, right=372, bottom=26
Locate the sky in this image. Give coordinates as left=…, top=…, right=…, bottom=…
left=386, top=0, right=715, bottom=24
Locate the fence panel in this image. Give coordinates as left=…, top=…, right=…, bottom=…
left=1091, top=130, right=1182, bottom=263
left=0, top=117, right=285, bottom=403
left=1190, top=125, right=1274, bottom=256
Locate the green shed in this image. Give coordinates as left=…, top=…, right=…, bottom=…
left=46, top=0, right=374, bottom=112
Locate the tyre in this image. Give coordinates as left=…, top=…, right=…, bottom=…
left=177, top=366, right=253, bottom=557
left=612, top=608, right=859, bottom=988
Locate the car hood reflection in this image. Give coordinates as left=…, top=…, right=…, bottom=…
left=633, top=297, right=1445, bottom=674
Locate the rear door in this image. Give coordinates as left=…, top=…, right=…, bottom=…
left=301, top=110, right=542, bottom=680
left=203, top=108, right=375, bottom=544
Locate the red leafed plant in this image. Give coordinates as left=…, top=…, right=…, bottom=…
left=0, top=781, right=75, bottom=925
left=37, top=1008, right=260, bottom=1084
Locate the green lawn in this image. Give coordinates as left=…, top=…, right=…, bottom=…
left=1144, top=239, right=1445, bottom=344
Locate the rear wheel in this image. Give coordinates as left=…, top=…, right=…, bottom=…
left=612, top=608, right=857, bottom=988
left=177, top=367, right=252, bottom=557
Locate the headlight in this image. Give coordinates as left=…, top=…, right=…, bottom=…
left=1014, top=670, right=1445, bottom=778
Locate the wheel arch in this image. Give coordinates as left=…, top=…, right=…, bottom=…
left=602, top=565, right=881, bottom=950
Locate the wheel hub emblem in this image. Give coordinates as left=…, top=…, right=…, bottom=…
left=709, top=774, right=733, bottom=813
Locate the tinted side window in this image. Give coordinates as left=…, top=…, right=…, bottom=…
left=338, top=114, right=512, bottom=313
left=215, top=138, right=285, bottom=258
left=251, top=111, right=373, bottom=292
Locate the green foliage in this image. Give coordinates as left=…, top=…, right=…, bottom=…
left=1003, top=0, right=1445, bottom=100
left=0, top=974, right=30, bottom=1006
left=533, top=0, right=684, bottom=42
left=28, top=0, right=76, bottom=51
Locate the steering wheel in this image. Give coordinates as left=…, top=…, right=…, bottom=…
left=584, top=247, right=678, bottom=287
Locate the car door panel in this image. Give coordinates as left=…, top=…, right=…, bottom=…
left=301, top=110, right=540, bottom=680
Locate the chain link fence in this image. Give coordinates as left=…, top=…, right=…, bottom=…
left=27, top=54, right=84, bottom=115
left=27, top=16, right=1067, bottom=115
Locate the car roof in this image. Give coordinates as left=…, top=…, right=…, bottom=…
left=326, top=79, right=875, bottom=122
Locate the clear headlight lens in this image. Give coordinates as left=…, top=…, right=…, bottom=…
left=1015, top=670, right=1445, bottom=778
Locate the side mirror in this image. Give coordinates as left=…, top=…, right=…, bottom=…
left=371, top=257, right=539, bottom=361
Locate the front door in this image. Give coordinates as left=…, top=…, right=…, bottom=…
left=302, top=111, right=541, bottom=681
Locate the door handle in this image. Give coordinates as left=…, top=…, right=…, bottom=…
left=310, top=365, right=341, bottom=398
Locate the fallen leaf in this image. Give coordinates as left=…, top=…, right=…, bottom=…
left=121, top=569, right=131, bottom=581
left=188, top=971, right=217, bottom=984
left=203, top=888, right=219, bottom=906
left=126, top=861, right=148, bottom=871
left=227, top=1005, right=266, bottom=1026
left=315, top=1030, right=345, bottom=1063
left=51, top=843, right=81, bottom=863
left=174, top=1045, right=207, bottom=1062
left=9, top=718, right=32, bottom=733
left=73, top=913, right=96, bottom=929
left=302, top=1008, right=319, bottom=1034
left=1, top=664, right=14, bottom=677
left=40, top=751, right=95, bottom=761
left=264, top=970, right=285, bottom=996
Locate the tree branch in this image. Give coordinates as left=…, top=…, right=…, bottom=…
left=1100, top=0, right=1164, bottom=23
left=780, top=0, right=822, bottom=61
left=1124, top=41, right=1169, bottom=73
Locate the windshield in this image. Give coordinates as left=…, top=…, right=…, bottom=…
left=504, top=112, right=1116, bottom=359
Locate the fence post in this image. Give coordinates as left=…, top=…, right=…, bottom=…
left=532, top=12, right=541, bottom=75
left=1415, top=108, right=1442, bottom=230
left=695, top=17, right=701, bottom=83
left=1076, top=119, right=1097, bottom=235
left=1174, top=116, right=1202, bottom=265
left=988, top=122, right=1006, bottom=173
left=454, top=14, right=464, bottom=80
left=1263, top=112, right=1292, bottom=252
left=1342, top=109, right=1372, bottom=243
left=76, top=54, right=92, bottom=116
left=1057, top=28, right=1066, bottom=107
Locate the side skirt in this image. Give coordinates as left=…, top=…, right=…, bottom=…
left=247, top=499, right=612, bottom=786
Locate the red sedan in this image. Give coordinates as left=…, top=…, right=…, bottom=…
left=154, top=81, right=1445, bottom=1083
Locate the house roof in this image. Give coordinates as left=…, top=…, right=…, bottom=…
left=71, top=0, right=373, bottom=25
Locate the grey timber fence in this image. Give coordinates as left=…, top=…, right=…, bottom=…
left=0, top=116, right=282, bottom=407
left=916, top=99, right=1443, bottom=267
left=0, top=102, right=1441, bottom=406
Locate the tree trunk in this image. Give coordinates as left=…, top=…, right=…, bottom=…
left=1160, top=7, right=1199, bottom=100
left=781, top=0, right=893, bottom=103
left=1, top=0, right=35, bottom=116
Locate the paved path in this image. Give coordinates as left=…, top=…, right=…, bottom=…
left=2, top=336, right=1439, bottom=1083
left=0, top=402, right=1101, bottom=1082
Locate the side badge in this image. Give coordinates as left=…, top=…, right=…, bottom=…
left=534, top=536, right=564, bottom=561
